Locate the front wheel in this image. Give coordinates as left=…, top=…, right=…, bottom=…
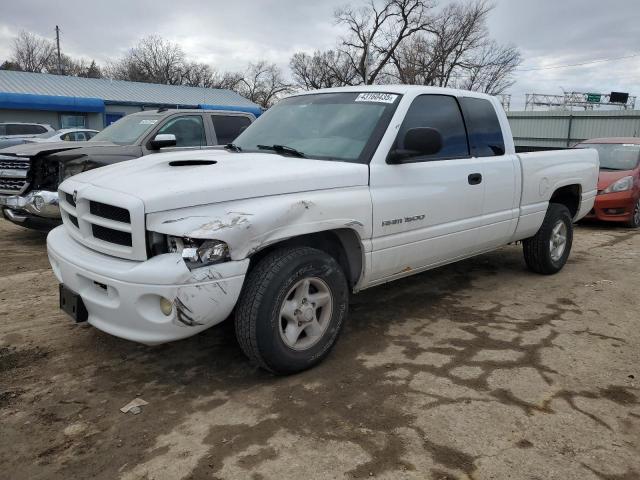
left=234, top=247, right=349, bottom=375
left=523, top=203, right=574, bottom=275
left=627, top=198, right=640, bottom=228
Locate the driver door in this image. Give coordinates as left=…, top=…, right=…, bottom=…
left=368, top=94, right=486, bottom=282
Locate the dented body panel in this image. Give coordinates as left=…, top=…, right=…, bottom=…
left=47, top=226, right=248, bottom=344
left=146, top=187, right=372, bottom=260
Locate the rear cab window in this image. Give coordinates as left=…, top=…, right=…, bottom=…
left=459, top=97, right=505, bottom=157
left=211, top=115, right=252, bottom=145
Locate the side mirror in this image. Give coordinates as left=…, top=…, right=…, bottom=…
left=388, top=127, right=443, bottom=163
left=150, top=133, right=177, bottom=150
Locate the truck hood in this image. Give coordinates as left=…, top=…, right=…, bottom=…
left=65, top=150, right=370, bottom=213
left=0, top=140, right=118, bottom=157
left=598, top=169, right=635, bottom=190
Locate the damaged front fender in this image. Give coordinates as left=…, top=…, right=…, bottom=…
left=146, top=188, right=372, bottom=262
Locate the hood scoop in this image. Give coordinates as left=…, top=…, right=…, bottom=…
left=169, top=160, right=217, bottom=167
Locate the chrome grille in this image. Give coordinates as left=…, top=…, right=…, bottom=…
left=0, top=156, right=30, bottom=194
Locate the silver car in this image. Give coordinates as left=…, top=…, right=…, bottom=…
left=0, top=122, right=55, bottom=149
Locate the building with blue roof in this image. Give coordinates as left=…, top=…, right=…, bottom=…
left=0, top=70, right=261, bottom=130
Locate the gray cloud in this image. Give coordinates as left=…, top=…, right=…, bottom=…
left=1, top=0, right=639, bottom=109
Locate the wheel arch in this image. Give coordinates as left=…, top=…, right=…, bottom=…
left=549, top=184, right=581, bottom=219
left=247, top=228, right=364, bottom=289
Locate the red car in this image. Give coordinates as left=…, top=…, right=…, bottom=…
left=575, top=137, right=640, bottom=228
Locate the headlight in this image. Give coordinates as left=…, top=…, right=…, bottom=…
left=61, top=161, right=88, bottom=180
left=167, top=236, right=229, bottom=269
left=601, top=176, right=634, bottom=194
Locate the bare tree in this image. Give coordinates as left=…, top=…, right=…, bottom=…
left=459, top=41, right=520, bottom=94
left=389, top=0, right=520, bottom=93
left=209, top=71, right=244, bottom=91
left=236, top=61, right=292, bottom=108
left=335, top=0, right=434, bottom=85
left=10, top=31, right=56, bottom=73
left=290, top=50, right=358, bottom=89
left=107, top=35, right=187, bottom=85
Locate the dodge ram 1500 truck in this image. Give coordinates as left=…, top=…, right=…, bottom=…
left=0, top=108, right=256, bottom=230
left=47, top=86, right=599, bottom=374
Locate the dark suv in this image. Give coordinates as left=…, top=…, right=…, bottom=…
left=0, top=109, right=256, bottom=229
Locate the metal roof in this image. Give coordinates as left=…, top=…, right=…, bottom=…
left=0, top=70, right=257, bottom=108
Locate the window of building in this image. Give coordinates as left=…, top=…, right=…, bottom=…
left=211, top=115, right=252, bottom=145
left=61, top=114, right=87, bottom=129
left=459, top=97, right=505, bottom=157
left=394, top=95, right=469, bottom=162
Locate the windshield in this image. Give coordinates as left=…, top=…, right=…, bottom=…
left=576, top=143, right=640, bottom=170
left=233, top=92, right=400, bottom=163
left=90, top=114, right=161, bottom=145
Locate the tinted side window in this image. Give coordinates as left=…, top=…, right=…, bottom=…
left=395, top=95, right=469, bottom=161
left=7, top=124, right=31, bottom=135
left=211, top=115, right=251, bottom=145
left=157, top=115, right=206, bottom=147
left=459, top=97, right=505, bottom=157
left=0, top=125, right=5, bottom=135
left=9, top=124, right=48, bottom=134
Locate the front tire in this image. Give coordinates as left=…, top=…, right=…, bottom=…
left=627, top=198, right=640, bottom=228
left=234, top=247, right=349, bottom=375
left=523, top=203, right=573, bottom=275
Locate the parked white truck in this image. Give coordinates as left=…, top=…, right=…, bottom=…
left=47, top=86, right=599, bottom=374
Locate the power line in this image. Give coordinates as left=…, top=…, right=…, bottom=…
left=517, top=53, right=640, bottom=72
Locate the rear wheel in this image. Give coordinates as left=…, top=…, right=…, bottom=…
left=523, top=203, right=573, bottom=275
left=234, top=247, right=349, bottom=375
left=627, top=198, right=640, bottom=228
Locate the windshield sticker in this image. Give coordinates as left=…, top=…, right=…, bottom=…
left=622, top=144, right=639, bottom=147
left=355, top=92, right=398, bottom=104
left=139, top=120, right=158, bottom=125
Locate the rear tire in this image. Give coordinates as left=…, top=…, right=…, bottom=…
left=234, top=247, right=349, bottom=375
left=523, top=203, right=573, bottom=275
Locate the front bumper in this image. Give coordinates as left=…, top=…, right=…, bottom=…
left=47, top=226, right=249, bottom=345
left=1, top=190, right=61, bottom=230
left=585, top=191, right=637, bottom=223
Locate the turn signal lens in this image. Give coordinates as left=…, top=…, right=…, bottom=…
left=159, top=297, right=173, bottom=316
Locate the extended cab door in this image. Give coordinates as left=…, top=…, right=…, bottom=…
left=368, top=94, right=485, bottom=282
left=458, top=96, right=519, bottom=248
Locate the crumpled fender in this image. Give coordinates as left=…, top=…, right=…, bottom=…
left=145, top=187, right=372, bottom=260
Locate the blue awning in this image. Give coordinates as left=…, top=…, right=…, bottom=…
left=0, top=92, right=105, bottom=112
left=198, top=103, right=263, bottom=117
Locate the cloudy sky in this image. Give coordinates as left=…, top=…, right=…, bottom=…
left=1, top=0, right=638, bottom=109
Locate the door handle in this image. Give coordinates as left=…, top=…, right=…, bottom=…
left=468, top=173, right=482, bottom=185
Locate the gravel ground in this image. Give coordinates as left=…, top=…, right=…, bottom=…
left=1, top=219, right=639, bottom=480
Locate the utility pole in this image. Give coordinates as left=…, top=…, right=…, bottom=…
left=55, top=25, right=62, bottom=75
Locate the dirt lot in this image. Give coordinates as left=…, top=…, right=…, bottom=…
left=1, top=219, right=639, bottom=480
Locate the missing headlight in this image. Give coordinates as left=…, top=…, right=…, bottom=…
left=167, top=236, right=230, bottom=270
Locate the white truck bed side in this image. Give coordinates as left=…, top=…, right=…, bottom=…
left=512, top=148, right=599, bottom=241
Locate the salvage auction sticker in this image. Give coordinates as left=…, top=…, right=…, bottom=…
left=355, top=92, right=398, bottom=103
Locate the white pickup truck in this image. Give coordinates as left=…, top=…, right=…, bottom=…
left=47, top=86, right=599, bottom=374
